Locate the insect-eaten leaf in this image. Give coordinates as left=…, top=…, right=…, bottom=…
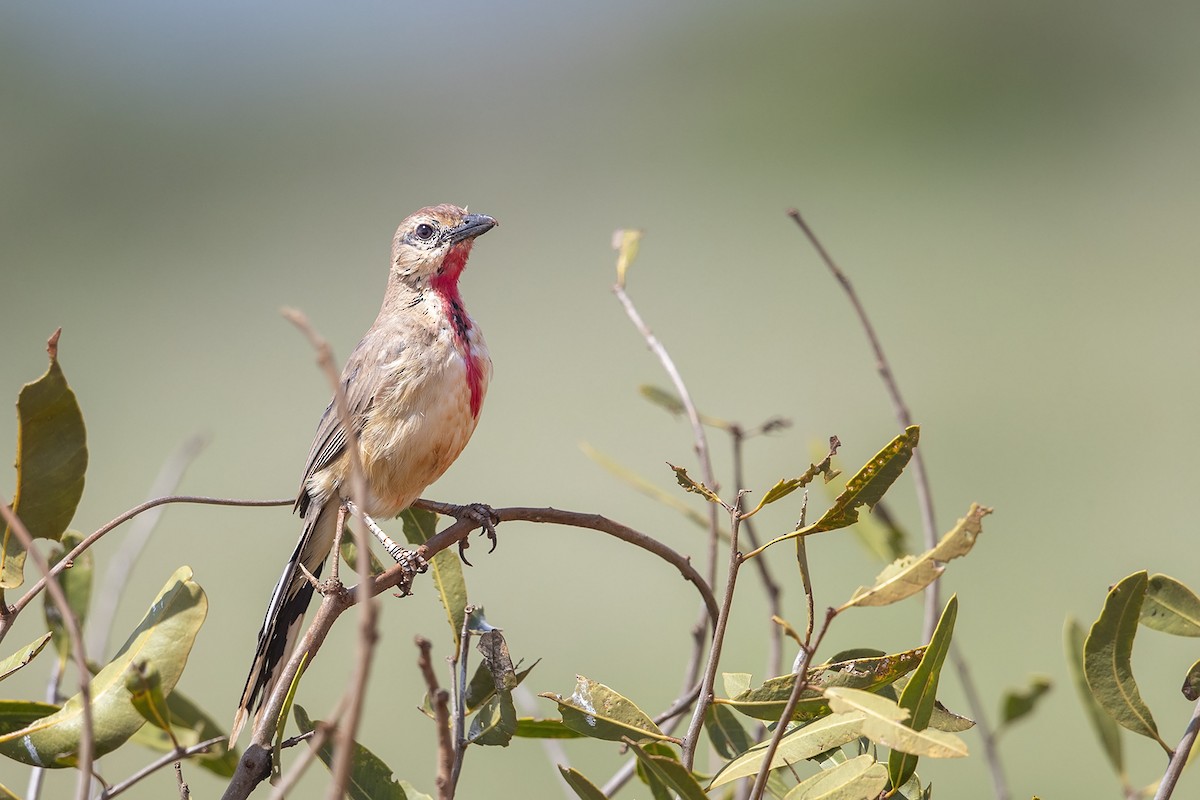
left=2, top=330, right=88, bottom=589
left=840, top=505, right=990, bottom=610
left=667, top=463, right=722, bottom=505
left=745, top=427, right=919, bottom=558
left=540, top=676, right=677, bottom=744
left=295, top=705, right=429, bottom=800
left=1140, top=573, right=1200, bottom=637
left=469, top=691, right=518, bottom=747
left=721, top=649, right=925, bottom=722
left=1084, top=571, right=1167, bottom=749
left=0, top=566, right=206, bottom=767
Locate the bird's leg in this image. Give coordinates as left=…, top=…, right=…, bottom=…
left=328, top=502, right=349, bottom=585
left=342, top=500, right=429, bottom=588
left=418, top=499, right=500, bottom=566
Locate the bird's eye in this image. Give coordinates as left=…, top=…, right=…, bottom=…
left=414, top=223, right=436, bottom=241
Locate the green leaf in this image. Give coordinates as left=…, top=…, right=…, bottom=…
left=1084, top=572, right=1168, bottom=749
left=1064, top=617, right=1124, bottom=779
left=540, top=676, right=676, bottom=743
left=1141, top=574, right=1200, bottom=636
left=401, top=507, right=466, bottom=647
left=340, top=537, right=387, bottom=578
left=0, top=701, right=59, bottom=736
left=746, top=427, right=919, bottom=557
left=708, top=712, right=866, bottom=789
left=826, top=689, right=967, bottom=759
left=559, top=766, right=609, bottom=800
left=639, top=385, right=686, bottom=417
left=667, top=463, right=722, bottom=505
left=126, top=660, right=174, bottom=745
left=0, top=633, right=52, bottom=681
left=129, top=688, right=238, bottom=777
left=43, top=531, right=92, bottom=662
left=0, top=566, right=207, bottom=767
left=783, top=753, right=889, bottom=800
left=706, top=702, right=753, bottom=759
left=888, top=595, right=957, bottom=788
left=841, top=505, right=990, bottom=610
left=3, top=331, right=88, bottom=589
left=468, top=691, right=518, bottom=747
left=627, top=740, right=708, bottom=800
left=294, top=705, right=425, bottom=800
left=723, top=649, right=926, bottom=721
left=512, top=717, right=585, bottom=739
left=998, top=675, right=1052, bottom=728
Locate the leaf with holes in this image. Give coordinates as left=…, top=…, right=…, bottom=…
left=1140, top=574, right=1200, bottom=636
left=667, top=463, right=722, bottom=505
left=540, top=676, right=675, bottom=743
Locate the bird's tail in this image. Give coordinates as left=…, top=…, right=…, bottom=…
left=230, top=499, right=339, bottom=745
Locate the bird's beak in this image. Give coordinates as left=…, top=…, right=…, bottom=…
left=446, top=214, right=498, bottom=245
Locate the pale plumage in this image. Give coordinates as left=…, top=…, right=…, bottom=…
left=231, top=205, right=495, bottom=744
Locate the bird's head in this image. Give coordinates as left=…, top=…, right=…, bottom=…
left=390, top=204, right=497, bottom=287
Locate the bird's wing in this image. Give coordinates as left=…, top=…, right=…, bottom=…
left=295, top=338, right=380, bottom=513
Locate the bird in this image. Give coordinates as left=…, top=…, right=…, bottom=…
left=231, top=204, right=497, bottom=745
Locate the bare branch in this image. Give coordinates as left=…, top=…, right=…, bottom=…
left=1156, top=695, right=1200, bottom=800
left=98, top=736, right=225, bottom=799
left=416, top=637, right=454, bottom=799
left=786, top=208, right=941, bottom=636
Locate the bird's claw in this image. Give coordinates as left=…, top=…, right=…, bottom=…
left=392, top=548, right=429, bottom=597
left=446, top=502, right=500, bottom=566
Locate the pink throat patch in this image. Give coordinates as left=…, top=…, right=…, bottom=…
left=430, top=242, right=485, bottom=418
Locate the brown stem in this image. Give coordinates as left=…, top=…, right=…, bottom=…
left=416, top=637, right=454, bottom=800
left=97, top=736, right=225, bottom=799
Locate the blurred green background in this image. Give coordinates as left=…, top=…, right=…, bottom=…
left=3, top=0, right=1199, bottom=797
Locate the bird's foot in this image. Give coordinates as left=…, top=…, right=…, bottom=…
left=392, top=548, right=429, bottom=597
left=442, top=502, right=499, bottom=566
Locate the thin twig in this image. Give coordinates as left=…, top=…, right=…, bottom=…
left=97, top=736, right=226, bottom=799
left=786, top=209, right=941, bottom=636
left=175, top=761, right=190, bottom=800
left=416, top=637, right=454, bottom=799
left=747, top=607, right=838, bottom=800
left=952, top=643, right=1008, bottom=800
left=268, top=704, right=342, bottom=800
left=281, top=307, right=379, bottom=800
left=449, top=607, right=473, bottom=794
left=223, top=501, right=721, bottom=799
left=0, top=500, right=94, bottom=800
left=681, top=493, right=746, bottom=770
left=1, top=494, right=292, bottom=641
left=729, top=425, right=784, bottom=679
left=88, top=434, right=208, bottom=658
left=1156, top=695, right=1200, bottom=800
left=612, top=282, right=721, bottom=588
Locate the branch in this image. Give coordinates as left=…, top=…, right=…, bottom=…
left=786, top=209, right=941, bottom=637
left=0, top=499, right=95, bottom=800
left=415, top=637, right=454, bottom=799
left=98, top=736, right=226, bottom=799
left=2, top=494, right=292, bottom=640
left=1155, top=695, right=1200, bottom=800
left=223, top=502, right=720, bottom=799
